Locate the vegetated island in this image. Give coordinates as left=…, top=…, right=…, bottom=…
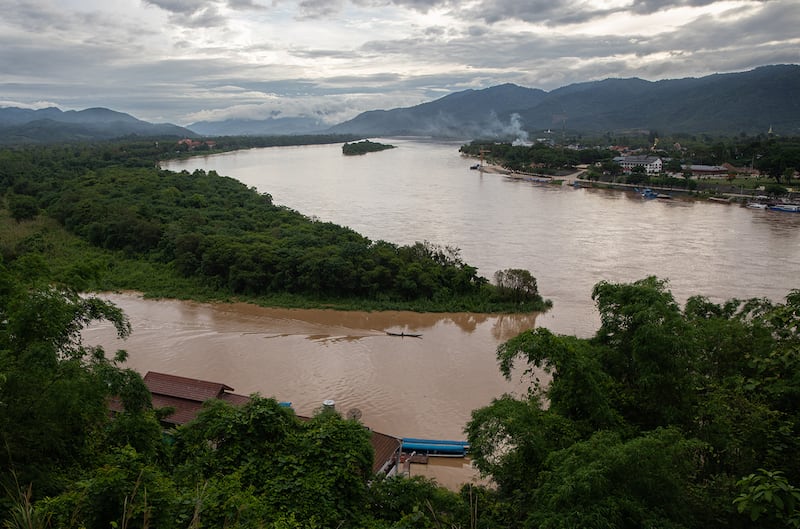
left=342, top=139, right=396, bottom=155
left=0, top=137, right=549, bottom=314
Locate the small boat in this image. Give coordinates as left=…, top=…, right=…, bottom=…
left=386, top=331, right=422, bottom=338
left=769, top=204, right=800, bottom=212
left=637, top=188, right=671, bottom=200
left=746, top=202, right=768, bottom=209
left=470, top=164, right=480, bottom=170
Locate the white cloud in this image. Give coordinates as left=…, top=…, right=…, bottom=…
left=0, top=99, right=62, bottom=110
left=0, top=0, right=794, bottom=124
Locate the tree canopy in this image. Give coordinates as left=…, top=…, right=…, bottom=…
left=0, top=141, right=548, bottom=313
left=2, top=264, right=799, bottom=528
left=467, top=277, right=800, bottom=528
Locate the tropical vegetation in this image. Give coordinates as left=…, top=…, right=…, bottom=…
left=342, top=140, right=396, bottom=155
left=0, top=140, right=548, bottom=313
left=1, top=137, right=798, bottom=528
left=1, top=267, right=798, bottom=528
left=466, top=277, right=800, bottom=528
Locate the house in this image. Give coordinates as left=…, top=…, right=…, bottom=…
left=614, top=155, right=663, bottom=174
left=722, top=163, right=759, bottom=178
left=142, top=371, right=251, bottom=426
left=684, top=164, right=729, bottom=178
left=116, top=371, right=401, bottom=474
left=177, top=138, right=215, bottom=150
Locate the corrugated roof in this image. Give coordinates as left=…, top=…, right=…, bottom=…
left=369, top=430, right=402, bottom=473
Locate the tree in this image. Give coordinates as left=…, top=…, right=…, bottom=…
left=467, top=278, right=800, bottom=528
left=531, top=428, right=703, bottom=529
left=0, top=265, right=149, bottom=503
left=493, top=268, right=541, bottom=303
left=627, top=165, right=648, bottom=184
left=6, top=193, right=39, bottom=222
left=665, top=158, right=684, bottom=174
left=734, top=469, right=800, bottom=528
left=171, top=396, right=375, bottom=528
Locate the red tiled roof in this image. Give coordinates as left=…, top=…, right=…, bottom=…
left=150, top=393, right=207, bottom=425
left=144, top=371, right=234, bottom=402
left=134, top=371, right=400, bottom=473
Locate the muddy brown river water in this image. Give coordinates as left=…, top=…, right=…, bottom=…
left=85, top=139, right=800, bottom=488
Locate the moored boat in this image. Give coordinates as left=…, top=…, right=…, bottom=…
left=769, top=203, right=800, bottom=212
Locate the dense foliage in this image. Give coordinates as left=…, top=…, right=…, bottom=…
left=3, top=136, right=798, bottom=528
left=2, top=262, right=798, bottom=527
left=342, top=140, right=396, bottom=155
left=0, top=265, right=474, bottom=528
left=0, top=140, right=549, bottom=312
left=467, top=277, right=800, bottom=528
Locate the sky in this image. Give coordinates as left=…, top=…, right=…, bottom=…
left=1, top=0, right=798, bottom=127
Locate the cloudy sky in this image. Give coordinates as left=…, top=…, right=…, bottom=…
left=1, top=0, right=797, bottom=126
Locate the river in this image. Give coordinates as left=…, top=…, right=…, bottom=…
left=84, top=139, right=800, bottom=488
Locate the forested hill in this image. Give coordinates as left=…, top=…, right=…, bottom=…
left=0, top=106, right=195, bottom=144
left=327, top=83, right=547, bottom=138
left=0, top=140, right=548, bottom=312
left=326, top=64, right=800, bottom=137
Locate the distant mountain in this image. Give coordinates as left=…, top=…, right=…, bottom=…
left=187, top=116, right=327, bottom=136
left=516, top=64, right=800, bottom=135
left=326, top=84, right=547, bottom=138
left=0, top=107, right=195, bottom=144
left=325, top=65, right=800, bottom=138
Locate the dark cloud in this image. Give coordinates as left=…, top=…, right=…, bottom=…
left=296, top=0, right=345, bottom=18
left=0, top=0, right=795, bottom=125
left=143, top=0, right=261, bottom=26
left=143, top=0, right=261, bottom=14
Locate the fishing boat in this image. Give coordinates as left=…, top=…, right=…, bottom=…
left=386, top=331, right=422, bottom=338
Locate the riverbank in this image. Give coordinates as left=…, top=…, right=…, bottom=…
left=477, top=162, right=781, bottom=205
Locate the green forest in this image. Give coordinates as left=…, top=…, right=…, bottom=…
left=342, top=140, right=396, bottom=155
left=2, top=268, right=799, bottom=528
left=1, top=139, right=799, bottom=528
left=0, top=140, right=548, bottom=313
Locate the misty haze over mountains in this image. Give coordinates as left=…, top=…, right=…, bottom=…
left=1, top=65, right=798, bottom=144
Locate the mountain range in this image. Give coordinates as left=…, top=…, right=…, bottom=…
left=0, top=107, right=195, bottom=144
left=1, top=65, right=798, bottom=144
left=326, top=64, right=800, bottom=138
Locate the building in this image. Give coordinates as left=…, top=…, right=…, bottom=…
left=614, top=155, right=663, bottom=174
left=684, top=164, right=729, bottom=178
left=114, top=371, right=401, bottom=474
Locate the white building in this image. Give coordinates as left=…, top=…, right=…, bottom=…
left=614, top=155, right=663, bottom=174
